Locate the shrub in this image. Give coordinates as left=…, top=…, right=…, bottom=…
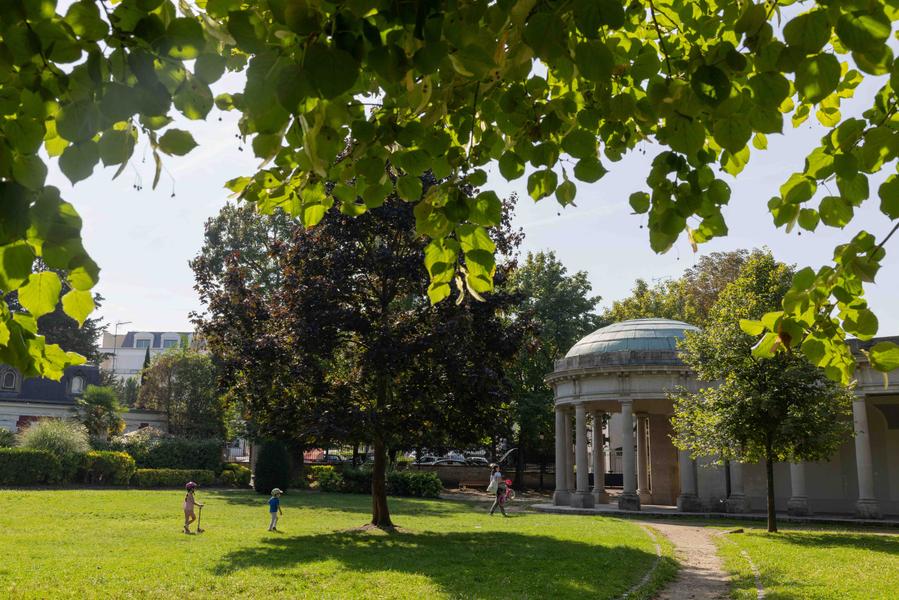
left=341, top=467, right=372, bottom=494
left=17, top=420, right=90, bottom=481
left=219, top=463, right=251, bottom=487
left=387, top=470, right=442, bottom=498
left=82, top=451, right=136, bottom=485
left=307, top=465, right=337, bottom=482
left=316, top=467, right=344, bottom=492
left=0, top=448, right=62, bottom=485
left=253, top=440, right=291, bottom=494
left=0, top=429, right=15, bottom=448
left=133, top=469, right=216, bottom=488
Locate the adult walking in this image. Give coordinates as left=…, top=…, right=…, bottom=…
left=487, top=464, right=508, bottom=517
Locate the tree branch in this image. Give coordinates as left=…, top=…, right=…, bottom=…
left=649, top=0, right=673, bottom=79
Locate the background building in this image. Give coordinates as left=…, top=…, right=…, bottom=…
left=0, top=365, right=166, bottom=432
left=100, top=331, right=195, bottom=382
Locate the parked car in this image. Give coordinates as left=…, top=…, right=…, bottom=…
left=433, top=459, right=467, bottom=466
left=465, top=457, right=489, bottom=466
left=414, top=455, right=439, bottom=465
left=314, top=454, right=344, bottom=464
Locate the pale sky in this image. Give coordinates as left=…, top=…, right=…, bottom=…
left=45, top=71, right=899, bottom=337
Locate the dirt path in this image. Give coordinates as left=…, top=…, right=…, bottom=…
left=648, top=522, right=732, bottom=600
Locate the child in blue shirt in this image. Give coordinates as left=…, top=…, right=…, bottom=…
left=268, top=488, right=283, bottom=531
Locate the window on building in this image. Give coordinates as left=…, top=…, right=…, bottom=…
left=1, top=371, right=16, bottom=390
left=135, top=339, right=151, bottom=349
left=70, top=376, right=85, bottom=395
left=162, top=339, right=178, bottom=349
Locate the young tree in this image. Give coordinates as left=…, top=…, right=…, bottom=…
left=3, top=1, right=899, bottom=385
left=672, top=251, right=854, bottom=532
left=76, top=385, right=126, bottom=439
left=137, top=349, right=232, bottom=440
left=196, top=189, right=524, bottom=527
left=504, top=251, right=602, bottom=486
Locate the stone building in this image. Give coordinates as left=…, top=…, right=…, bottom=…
left=547, top=318, right=899, bottom=517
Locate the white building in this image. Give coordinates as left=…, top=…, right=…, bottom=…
left=100, top=331, right=195, bottom=382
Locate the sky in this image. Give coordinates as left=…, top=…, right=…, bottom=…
left=45, top=71, right=899, bottom=338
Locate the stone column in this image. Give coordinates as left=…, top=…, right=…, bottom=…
left=852, top=397, right=881, bottom=518
left=636, top=414, right=651, bottom=503
left=592, top=411, right=608, bottom=503
left=618, top=400, right=640, bottom=511
left=677, top=450, right=702, bottom=512
left=564, top=408, right=575, bottom=493
left=552, top=406, right=569, bottom=506
left=571, top=403, right=594, bottom=508
left=787, top=462, right=810, bottom=516
left=727, top=461, right=749, bottom=513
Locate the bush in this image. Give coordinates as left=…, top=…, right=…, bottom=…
left=133, top=469, right=216, bottom=488
left=315, top=467, right=344, bottom=492
left=219, top=463, right=251, bottom=487
left=307, top=465, right=337, bottom=482
left=104, top=435, right=223, bottom=472
left=82, top=451, right=136, bottom=485
left=253, top=440, right=291, bottom=494
left=341, top=467, right=372, bottom=494
left=0, top=429, right=15, bottom=448
left=17, top=420, right=90, bottom=481
left=387, top=470, right=442, bottom=498
left=0, top=448, right=62, bottom=485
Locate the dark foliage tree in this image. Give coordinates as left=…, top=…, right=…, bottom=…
left=672, top=251, right=854, bottom=532
left=75, top=385, right=126, bottom=439
left=196, top=187, right=524, bottom=527
left=253, top=439, right=291, bottom=495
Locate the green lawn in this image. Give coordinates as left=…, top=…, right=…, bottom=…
left=716, top=525, right=899, bottom=600
left=0, top=490, right=671, bottom=599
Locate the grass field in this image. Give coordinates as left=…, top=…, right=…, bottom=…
left=716, top=525, right=899, bottom=600
left=0, top=489, right=672, bottom=599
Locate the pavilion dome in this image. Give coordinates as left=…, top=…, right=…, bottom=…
left=564, top=318, right=700, bottom=359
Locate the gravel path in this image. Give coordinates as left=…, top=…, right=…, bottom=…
left=649, top=522, right=732, bottom=600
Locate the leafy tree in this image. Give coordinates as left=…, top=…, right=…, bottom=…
left=140, top=347, right=151, bottom=385
left=196, top=189, right=524, bottom=527
left=605, top=250, right=751, bottom=326
left=137, top=348, right=232, bottom=440
left=190, top=202, right=297, bottom=298
left=672, top=251, right=853, bottom=532
left=504, top=251, right=602, bottom=485
left=253, top=439, right=291, bottom=495
left=119, top=377, right=140, bottom=407
left=75, top=385, right=126, bottom=439
left=3, top=0, right=899, bottom=385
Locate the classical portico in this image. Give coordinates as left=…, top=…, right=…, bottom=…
left=547, top=319, right=703, bottom=511
left=547, top=320, right=899, bottom=518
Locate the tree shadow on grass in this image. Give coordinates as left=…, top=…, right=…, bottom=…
left=208, top=490, right=474, bottom=518
left=770, top=531, right=899, bottom=556
left=213, top=529, right=659, bottom=599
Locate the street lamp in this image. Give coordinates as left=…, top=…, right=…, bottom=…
left=111, top=321, right=132, bottom=378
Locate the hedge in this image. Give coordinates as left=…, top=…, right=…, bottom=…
left=0, top=448, right=62, bottom=485
left=102, top=437, right=223, bottom=472
left=219, top=463, right=251, bottom=487
left=133, top=469, right=216, bottom=488
left=315, top=467, right=442, bottom=498
left=82, top=451, right=136, bottom=486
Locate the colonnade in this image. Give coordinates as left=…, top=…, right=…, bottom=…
left=553, top=396, right=883, bottom=518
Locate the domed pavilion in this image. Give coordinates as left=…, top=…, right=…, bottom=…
left=546, top=318, right=899, bottom=518
left=546, top=318, right=703, bottom=511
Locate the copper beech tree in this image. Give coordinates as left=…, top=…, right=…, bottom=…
left=2, top=0, right=899, bottom=384
left=194, top=187, right=525, bottom=527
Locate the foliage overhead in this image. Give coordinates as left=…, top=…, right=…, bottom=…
left=2, top=0, right=899, bottom=383
left=671, top=251, right=854, bottom=532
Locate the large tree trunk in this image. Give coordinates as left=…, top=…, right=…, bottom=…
left=370, top=437, right=393, bottom=528
left=765, top=451, right=777, bottom=533
left=514, top=434, right=525, bottom=490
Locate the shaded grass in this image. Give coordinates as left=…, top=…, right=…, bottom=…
left=0, top=489, right=667, bottom=599
left=715, top=526, right=899, bottom=599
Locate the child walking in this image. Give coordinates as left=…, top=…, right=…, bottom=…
left=183, top=481, right=204, bottom=534
left=268, top=488, right=284, bottom=531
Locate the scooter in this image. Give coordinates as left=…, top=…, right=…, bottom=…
left=196, top=505, right=205, bottom=534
